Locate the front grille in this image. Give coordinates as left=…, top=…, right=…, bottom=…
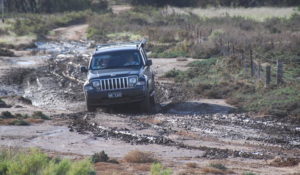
left=98, top=77, right=129, bottom=91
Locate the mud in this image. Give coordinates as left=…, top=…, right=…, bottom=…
left=0, top=39, right=299, bottom=174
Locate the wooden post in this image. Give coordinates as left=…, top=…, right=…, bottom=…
left=227, top=41, right=230, bottom=55
left=250, top=49, right=254, bottom=77
left=265, top=65, right=271, bottom=88
left=258, top=62, right=261, bottom=79
left=277, top=60, right=283, bottom=85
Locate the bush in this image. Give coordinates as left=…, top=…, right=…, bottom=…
left=0, top=111, right=14, bottom=119
left=91, top=151, right=109, bottom=163
left=209, top=163, right=227, bottom=170
left=150, top=163, right=172, bottom=175
left=9, top=119, right=30, bottom=126
left=0, top=48, right=15, bottom=57
left=164, top=69, right=182, bottom=78
left=32, top=111, right=51, bottom=120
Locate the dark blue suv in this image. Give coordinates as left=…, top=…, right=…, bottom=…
left=81, top=41, right=155, bottom=112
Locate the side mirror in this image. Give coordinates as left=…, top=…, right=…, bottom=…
left=146, top=60, right=152, bottom=66
left=80, top=66, right=88, bottom=73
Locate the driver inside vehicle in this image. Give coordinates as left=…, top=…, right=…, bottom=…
left=124, top=54, right=139, bottom=66
left=98, top=58, right=110, bottom=68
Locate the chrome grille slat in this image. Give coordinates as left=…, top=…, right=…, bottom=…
left=96, top=77, right=130, bottom=91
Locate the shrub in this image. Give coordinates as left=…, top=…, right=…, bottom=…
left=0, top=48, right=15, bottom=57
left=150, top=163, right=172, bottom=175
left=32, top=111, right=51, bottom=120
left=164, top=69, right=182, bottom=78
left=91, top=151, right=109, bottom=163
left=9, top=119, right=30, bottom=126
left=209, top=163, right=227, bottom=170
left=124, top=150, right=156, bottom=163
left=43, top=159, right=71, bottom=175
left=0, top=111, right=14, bottom=119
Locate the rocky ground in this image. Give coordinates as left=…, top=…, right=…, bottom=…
left=0, top=25, right=299, bottom=175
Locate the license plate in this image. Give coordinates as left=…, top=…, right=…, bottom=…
left=108, top=92, right=122, bottom=98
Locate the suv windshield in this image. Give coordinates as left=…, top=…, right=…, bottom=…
left=90, top=50, right=143, bottom=70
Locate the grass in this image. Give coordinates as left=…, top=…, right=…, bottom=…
left=175, top=7, right=299, bottom=21
left=0, top=148, right=95, bottom=175
left=124, top=150, right=156, bottom=163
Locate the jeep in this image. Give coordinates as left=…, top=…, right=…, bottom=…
left=80, top=40, right=155, bottom=112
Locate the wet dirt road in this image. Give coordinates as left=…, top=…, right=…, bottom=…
left=0, top=40, right=299, bottom=175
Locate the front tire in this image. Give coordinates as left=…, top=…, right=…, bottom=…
left=86, top=103, right=96, bottom=112
left=140, top=95, right=152, bottom=113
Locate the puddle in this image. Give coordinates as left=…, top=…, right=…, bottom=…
left=31, top=41, right=91, bottom=55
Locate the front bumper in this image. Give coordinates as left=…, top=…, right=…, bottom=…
left=84, top=85, right=146, bottom=106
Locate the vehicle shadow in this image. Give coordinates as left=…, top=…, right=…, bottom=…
left=99, top=101, right=235, bottom=115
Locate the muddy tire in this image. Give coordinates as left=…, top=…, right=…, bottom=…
left=140, top=95, right=152, bottom=113
left=86, top=104, right=96, bottom=112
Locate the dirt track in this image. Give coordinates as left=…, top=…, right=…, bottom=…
left=0, top=31, right=300, bottom=174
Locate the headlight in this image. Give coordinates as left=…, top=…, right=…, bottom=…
left=128, top=77, right=137, bottom=87
left=84, top=85, right=93, bottom=91
left=129, top=77, right=137, bottom=84
left=92, top=80, right=100, bottom=87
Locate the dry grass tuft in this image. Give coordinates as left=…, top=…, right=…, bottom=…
left=132, top=163, right=151, bottom=172
left=201, top=163, right=235, bottom=174
left=139, top=117, right=164, bottom=125
left=268, top=156, right=300, bottom=167
left=176, top=130, right=199, bottom=139
left=124, top=150, right=156, bottom=163
left=186, top=162, right=198, bottom=168
left=202, top=167, right=226, bottom=174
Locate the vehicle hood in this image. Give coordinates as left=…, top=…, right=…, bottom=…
left=88, top=68, right=141, bottom=80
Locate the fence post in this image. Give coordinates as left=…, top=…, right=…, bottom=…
left=276, top=60, right=283, bottom=85
left=258, top=62, right=261, bottom=79
left=265, top=65, right=271, bottom=88
left=250, top=49, right=254, bottom=77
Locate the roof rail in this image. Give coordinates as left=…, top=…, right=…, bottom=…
left=96, top=39, right=147, bottom=51
left=138, top=39, right=147, bottom=49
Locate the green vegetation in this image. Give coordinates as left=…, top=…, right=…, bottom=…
left=4, top=0, right=108, bottom=13
left=165, top=56, right=300, bottom=117
left=91, top=151, right=109, bottom=163
left=128, top=0, right=300, bottom=7
left=32, top=111, right=51, bottom=120
left=243, top=172, right=257, bottom=175
left=150, top=163, right=172, bottom=175
left=12, top=10, right=93, bottom=38
left=209, top=163, right=227, bottom=171
left=0, top=111, right=51, bottom=126
left=0, top=148, right=95, bottom=175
